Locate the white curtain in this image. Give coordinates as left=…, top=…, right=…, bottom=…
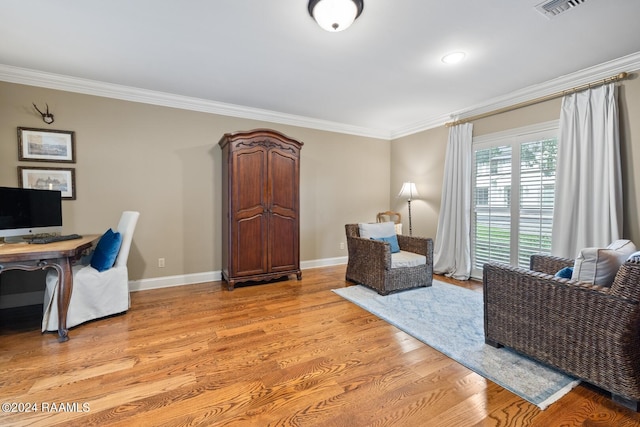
left=551, top=83, right=622, bottom=258
left=433, top=123, right=473, bottom=280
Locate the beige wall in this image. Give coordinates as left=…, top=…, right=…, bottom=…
left=3, top=72, right=639, bottom=298
left=0, top=82, right=390, bottom=288
left=389, top=126, right=448, bottom=239
left=391, top=73, right=640, bottom=247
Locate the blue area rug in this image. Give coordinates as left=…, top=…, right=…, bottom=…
left=333, top=280, right=580, bottom=410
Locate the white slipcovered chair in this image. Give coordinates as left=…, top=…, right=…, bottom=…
left=42, top=211, right=140, bottom=332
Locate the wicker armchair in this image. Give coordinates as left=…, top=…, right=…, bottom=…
left=345, top=224, right=433, bottom=295
left=483, top=254, right=640, bottom=411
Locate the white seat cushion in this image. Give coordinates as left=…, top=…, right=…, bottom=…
left=391, top=250, right=426, bottom=268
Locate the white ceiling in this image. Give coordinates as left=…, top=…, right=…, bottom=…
left=2, top=0, right=640, bottom=139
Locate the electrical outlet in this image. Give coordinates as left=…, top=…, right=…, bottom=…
left=339, top=242, right=345, bottom=250
left=158, top=258, right=165, bottom=268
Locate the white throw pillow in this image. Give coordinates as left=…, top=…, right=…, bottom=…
left=358, top=222, right=396, bottom=239
left=571, top=239, right=636, bottom=286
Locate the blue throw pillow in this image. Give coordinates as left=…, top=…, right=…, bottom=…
left=371, top=235, right=400, bottom=253
left=554, top=266, right=573, bottom=279
left=90, top=228, right=123, bottom=272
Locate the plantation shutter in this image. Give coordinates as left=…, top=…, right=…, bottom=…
left=518, top=139, right=556, bottom=267
left=471, top=122, right=558, bottom=278
left=473, top=146, right=512, bottom=269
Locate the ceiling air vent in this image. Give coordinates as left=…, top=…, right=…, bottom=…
left=535, top=0, right=586, bottom=19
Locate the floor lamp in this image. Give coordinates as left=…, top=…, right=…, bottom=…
left=398, top=182, right=419, bottom=236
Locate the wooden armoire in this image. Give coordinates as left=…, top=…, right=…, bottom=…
left=218, top=129, right=303, bottom=290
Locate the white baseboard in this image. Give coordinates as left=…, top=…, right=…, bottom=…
left=129, top=271, right=222, bottom=292
left=129, top=256, right=348, bottom=292
left=301, top=256, right=347, bottom=270
left=0, top=258, right=349, bottom=305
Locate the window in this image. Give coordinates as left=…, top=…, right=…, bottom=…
left=475, top=187, right=489, bottom=206
left=471, top=121, right=558, bottom=277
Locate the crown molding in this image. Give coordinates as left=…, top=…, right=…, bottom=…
left=389, top=113, right=453, bottom=139
left=390, top=51, right=640, bottom=139
left=0, top=64, right=391, bottom=140
left=2, top=51, right=639, bottom=142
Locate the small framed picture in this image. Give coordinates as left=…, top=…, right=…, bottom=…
left=18, top=127, right=76, bottom=163
left=18, top=166, right=76, bottom=200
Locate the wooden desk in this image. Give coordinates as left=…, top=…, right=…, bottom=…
left=0, top=235, right=100, bottom=342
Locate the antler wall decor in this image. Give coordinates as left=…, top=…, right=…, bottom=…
left=33, top=103, right=55, bottom=124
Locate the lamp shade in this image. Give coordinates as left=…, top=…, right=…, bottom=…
left=308, top=0, right=364, bottom=32
left=398, top=182, right=419, bottom=200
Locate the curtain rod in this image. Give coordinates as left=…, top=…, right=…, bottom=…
left=445, top=71, right=630, bottom=127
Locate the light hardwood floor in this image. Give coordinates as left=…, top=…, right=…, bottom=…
left=1, top=265, right=639, bottom=426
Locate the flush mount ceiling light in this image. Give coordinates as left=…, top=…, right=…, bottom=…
left=308, top=0, right=364, bottom=32
left=441, top=51, right=467, bottom=64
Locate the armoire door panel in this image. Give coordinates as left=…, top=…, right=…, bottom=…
left=268, top=150, right=298, bottom=215
left=233, top=149, right=266, bottom=214
left=233, top=214, right=267, bottom=276
left=269, top=213, right=298, bottom=271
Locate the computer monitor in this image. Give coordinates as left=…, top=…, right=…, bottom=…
left=0, top=186, right=63, bottom=242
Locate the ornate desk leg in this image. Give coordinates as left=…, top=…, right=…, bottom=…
left=0, top=255, right=76, bottom=342
left=52, top=257, right=72, bottom=342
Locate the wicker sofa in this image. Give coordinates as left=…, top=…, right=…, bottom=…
left=345, top=224, right=433, bottom=295
left=483, top=254, right=640, bottom=411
